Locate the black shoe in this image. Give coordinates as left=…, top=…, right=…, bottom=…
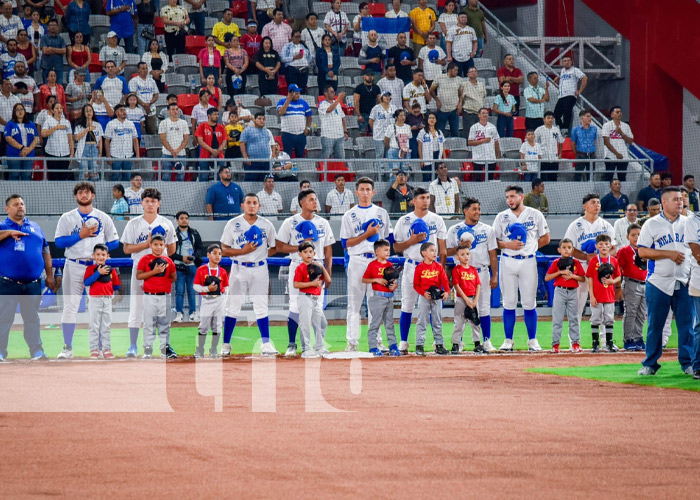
left=694, top=370, right=700, bottom=380
left=164, top=344, right=178, bottom=359
left=606, top=341, right=619, bottom=353
left=435, top=344, right=449, bottom=355
left=592, top=340, right=600, bottom=353
left=415, top=344, right=425, bottom=356
left=474, top=344, right=485, bottom=354
left=451, top=343, right=460, bottom=355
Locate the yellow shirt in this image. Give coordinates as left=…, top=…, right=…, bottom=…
left=409, top=7, right=437, bottom=45
left=225, top=123, right=243, bottom=147
left=212, top=21, right=241, bottom=56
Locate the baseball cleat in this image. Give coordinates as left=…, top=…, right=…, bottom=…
left=528, top=339, right=543, bottom=352
left=209, top=350, right=219, bottom=359
left=683, top=366, right=694, bottom=375
left=415, top=344, right=425, bottom=356
left=102, top=350, right=114, bottom=360
left=591, top=341, right=600, bottom=353
left=220, top=343, right=232, bottom=357
left=143, top=346, right=153, bottom=359
left=551, top=344, right=560, bottom=353
left=57, top=345, right=73, bottom=359
left=344, top=343, right=358, bottom=352
left=571, top=343, right=583, bottom=353
left=194, top=347, right=205, bottom=359
left=451, top=343, right=460, bottom=355
left=474, top=344, right=485, bottom=354
left=499, top=339, right=514, bottom=352
left=605, top=341, right=619, bottom=353
left=90, top=349, right=100, bottom=359
left=694, top=370, right=700, bottom=380
left=284, top=343, right=298, bottom=358
left=0, top=352, right=5, bottom=362
left=301, top=350, right=320, bottom=358
left=638, top=366, right=657, bottom=376
left=315, top=347, right=330, bottom=355
left=261, top=342, right=279, bottom=356
left=662, top=342, right=668, bottom=349
left=369, top=348, right=383, bottom=357
left=31, top=349, right=48, bottom=361
left=173, top=312, right=184, bottom=323
left=126, top=344, right=138, bottom=358
left=398, top=341, right=409, bottom=355
left=388, top=345, right=402, bottom=356
left=376, top=340, right=390, bottom=354
left=482, top=339, right=496, bottom=353
left=623, top=341, right=640, bottom=351
left=435, top=344, right=449, bottom=355
left=163, top=344, right=178, bottom=359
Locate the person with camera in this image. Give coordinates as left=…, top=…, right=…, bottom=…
left=172, top=211, right=203, bottom=323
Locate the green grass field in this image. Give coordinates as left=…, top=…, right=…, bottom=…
left=4, top=320, right=677, bottom=358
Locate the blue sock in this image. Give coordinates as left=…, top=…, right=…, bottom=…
left=223, top=316, right=237, bottom=344
left=257, top=317, right=270, bottom=341
left=481, top=315, right=491, bottom=340
left=62, top=323, right=75, bottom=346
left=503, top=309, right=516, bottom=340
left=399, top=312, right=412, bottom=342
left=288, top=312, right=299, bottom=344
left=129, top=327, right=139, bottom=346
left=523, top=309, right=537, bottom=340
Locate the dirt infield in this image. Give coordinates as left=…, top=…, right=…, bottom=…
left=2, top=352, right=699, bottom=499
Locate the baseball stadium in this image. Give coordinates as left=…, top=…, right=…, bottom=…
left=1, top=0, right=700, bottom=498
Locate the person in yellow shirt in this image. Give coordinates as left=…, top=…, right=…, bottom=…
left=409, top=0, right=437, bottom=55
left=224, top=111, right=244, bottom=158
left=212, top=8, right=241, bottom=56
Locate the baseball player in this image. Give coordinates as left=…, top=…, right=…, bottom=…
left=120, top=188, right=176, bottom=357
left=193, top=244, right=230, bottom=358
left=446, top=197, right=498, bottom=352
left=276, top=189, right=335, bottom=357
left=54, top=182, right=119, bottom=359
left=563, top=193, right=616, bottom=323
left=393, top=187, right=447, bottom=354
left=220, top=193, right=278, bottom=356
left=638, top=186, right=695, bottom=376
left=340, top=177, right=392, bottom=352
left=493, top=185, right=550, bottom=351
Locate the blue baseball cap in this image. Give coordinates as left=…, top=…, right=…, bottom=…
left=457, top=225, right=476, bottom=248
left=581, top=239, right=597, bottom=254
left=151, top=225, right=166, bottom=236
left=428, top=49, right=440, bottom=62
left=400, top=50, right=411, bottom=61
left=288, top=83, right=302, bottom=93
left=232, top=76, right=243, bottom=89
left=362, top=218, right=382, bottom=243
left=507, top=222, right=527, bottom=243
left=409, top=218, right=430, bottom=244
left=244, top=225, right=264, bottom=246
left=296, top=220, right=318, bottom=242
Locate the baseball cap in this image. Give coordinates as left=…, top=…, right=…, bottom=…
left=107, top=31, right=118, bottom=38
left=74, top=69, right=86, bottom=77
left=247, top=20, right=257, bottom=27
left=296, top=220, right=319, bottom=242
left=288, top=83, right=301, bottom=93
left=362, top=68, right=374, bottom=76
left=264, top=173, right=275, bottom=180
left=381, top=90, right=392, bottom=97
left=396, top=169, right=407, bottom=176
left=409, top=218, right=430, bottom=244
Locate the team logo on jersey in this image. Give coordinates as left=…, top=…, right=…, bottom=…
left=460, top=271, right=477, bottom=281
left=234, top=222, right=241, bottom=230
left=420, top=269, right=440, bottom=279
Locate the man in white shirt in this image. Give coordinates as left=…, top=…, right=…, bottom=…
left=417, top=33, right=446, bottom=87
left=430, top=62, right=462, bottom=137
left=289, top=179, right=311, bottom=214
left=129, top=62, right=160, bottom=135
left=0, top=3, right=23, bottom=50
left=377, top=64, right=405, bottom=109
left=428, top=162, right=460, bottom=214
left=158, top=103, right=190, bottom=182
left=552, top=55, right=587, bottom=132
left=602, top=105, right=634, bottom=182
left=125, top=173, right=144, bottom=214
left=257, top=174, right=283, bottom=214
left=446, top=12, right=477, bottom=77
left=614, top=204, right=639, bottom=248
left=325, top=174, right=355, bottom=214
left=534, top=111, right=564, bottom=182
left=0, top=78, right=20, bottom=134
left=318, top=85, right=349, bottom=160
left=385, top=0, right=408, bottom=19
left=95, top=60, right=129, bottom=109
left=467, top=107, right=500, bottom=181
left=9, top=61, right=38, bottom=116
left=402, top=68, right=430, bottom=113
left=104, top=104, right=139, bottom=182
left=300, top=12, right=325, bottom=68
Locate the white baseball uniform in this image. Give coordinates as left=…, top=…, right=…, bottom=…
left=340, top=203, right=392, bottom=346
left=220, top=215, right=277, bottom=319
left=120, top=215, right=176, bottom=328
left=393, top=211, right=447, bottom=313
left=55, top=208, right=119, bottom=324
left=493, top=206, right=549, bottom=310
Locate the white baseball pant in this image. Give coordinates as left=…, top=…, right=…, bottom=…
left=476, top=267, right=492, bottom=317
left=400, top=261, right=419, bottom=313
left=298, top=293, right=327, bottom=352
left=143, top=294, right=172, bottom=349
left=199, top=295, right=224, bottom=335
left=345, top=255, right=373, bottom=346
left=60, top=259, right=88, bottom=323
left=499, top=257, right=538, bottom=310
left=87, top=295, right=113, bottom=350
left=128, top=263, right=145, bottom=329
left=576, top=279, right=589, bottom=322
left=225, top=263, right=269, bottom=319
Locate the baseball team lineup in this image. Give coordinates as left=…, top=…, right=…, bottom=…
left=3, top=177, right=700, bottom=378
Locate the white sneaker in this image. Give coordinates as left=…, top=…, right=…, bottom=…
left=174, top=312, right=183, bottom=323
left=189, top=312, right=199, bottom=322
left=398, top=341, right=409, bottom=354
left=301, top=350, right=320, bottom=358
left=345, top=343, right=357, bottom=352
left=499, top=339, right=514, bottom=351
left=458, top=342, right=465, bottom=353
left=683, top=366, right=694, bottom=375
left=284, top=343, right=298, bottom=358
left=220, top=343, right=231, bottom=357
left=57, top=345, right=73, bottom=359
left=528, top=338, right=543, bottom=352
left=482, top=339, right=496, bottom=353
left=260, top=342, right=279, bottom=356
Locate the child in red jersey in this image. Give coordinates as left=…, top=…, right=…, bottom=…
left=544, top=238, right=585, bottom=353
left=451, top=244, right=482, bottom=354
left=616, top=223, right=647, bottom=351
left=83, top=243, right=121, bottom=359
left=413, top=242, right=450, bottom=356
left=136, top=234, right=178, bottom=359
left=193, top=244, right=230, bottom=359
left=362, top=239, right=400, bottom=356
left=586, top=234, right=621, bottom=353
left=293, top=241, right=331, bottom=358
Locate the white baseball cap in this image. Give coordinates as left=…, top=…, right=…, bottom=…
left=107, top=31, right=118, bottom=38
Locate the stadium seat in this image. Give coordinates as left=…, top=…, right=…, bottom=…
left=230, top=0, right=248, bottom=19
left=345, top=114, right=359, bottom=139
left=185, top=35, right=207, bottom=56
left=177, top=94, right=199, bottom=116
left=369, top=3, right=386, bottom=17
left=205, top=17, right=218, bottom=32
left=154, top=16, right=165, bottom=36
left=344, top=3, right=359, bottom=15
left=354, top=137, right=376, bottom=159
left=208, top=0, right=228, bottom=16
left=513, top=116, right=526, bottom=141
left=444, top=137, right=469, bottom=159
left=89, top=53, right=102, bottom=74
left=499, top=137, right=523, bottom=153
left=164, top=73, right=186, bottom=86
left=312, top=2, right=331, bottom=16
left=266, top=115, right=281, bottom=136
left=306, top=136, right=322, bottom=159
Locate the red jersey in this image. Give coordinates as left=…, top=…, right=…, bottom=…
left=546, top=257, right=585, bottom=288
left=241, top=33, right=262, bottom=60
left=84, top=264, right=121, bottom=296
left=195, top=122, right=227, bottom=159
left=617, top=245, right=648, bottom=282
left=413, top=261, right=450, bottom=296
left=194, top=264, right=230, bottom=295
left=137, top=254, right=177, bottom=294
left=586, top=255, right=620, bottom=303
left=362, top=260, right=394, bottom=292
left=451, top=265, right=481, bottom=297
left=294, top=262, right=323, bottom=296
left=496, top=66, right=524, bottom=96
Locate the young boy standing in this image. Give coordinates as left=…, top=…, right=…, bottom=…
left=293, top=241, right=331, bottom=358
left=83, top=243, right=121, bottom=359
left=586, top=234, right=621, bottom=352
left=545, top=238, right=585, bottom=353
left=361, top=239, right=401, bottom=357
left=616, top=223, right=647, bottom=351
left=136, top=234, right=178, bottom=359
left=413, top=242, right=450, bottom=356
left=451, top=245, right=482, bottom=354
left=193, top=244, right=230, bottom=358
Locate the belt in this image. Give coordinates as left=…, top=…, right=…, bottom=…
left=145, top=292, right=168, bottom=295
left=232, top=260, right=266, bottom=267
left=627, top=278, right=645, bottom=285
left=375, top=291, right=394, bottom=298
left=406, top=258, right=420, bottom=265
left=69, top=258, right=93, bottom=266
left=557, top=286, right=577, bottom=290
left=476, top=267, right=489, bottom=274
left=1, top=276, right=40, bottom=285
left=502, top=254, right=535, bottom=260
left=354, top=253, right=375, bottom=259
left=201, top=294, right=222, bottom=299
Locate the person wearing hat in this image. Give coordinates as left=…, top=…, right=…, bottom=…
left=276, top=84, right=312, bottom=159
left=257, top=174, right=284, bottom=215
left=281, top=30, right=312, bottom=94
left=195, top=107, right=227, bottom=182
left=241, top=19, right=262, bottom=62
left=99, top=31, right=126, bottom=75
left=212, top=8, right=240, bottom=56
left=369, top=90, right=397, bottom=165
left=358, top=29, right=385, bottom=76
left=386, top=170, right=415, bottom=214
left=353, top=68, right=381, bottom=135
left=206, top=165, right=244, bottom=220
left=387, top=32, right=415, bottom=84
left=105, top=0, right=138, bottom=53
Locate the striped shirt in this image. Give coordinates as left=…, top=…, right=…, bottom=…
left=276, top=98, right=312, bottom=135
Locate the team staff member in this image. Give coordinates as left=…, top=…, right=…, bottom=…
left=0, top=194, right=56, bottom=361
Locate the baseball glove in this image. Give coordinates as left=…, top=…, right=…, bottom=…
left=464, top=305, right=481, bottom=326
left=557, top=256, right=575, bottom=272
left=383, top=265, right=401, bottom=283
left=428, top=285, right=444, bottom=300
left=203, top=274, right=221, bottom=295
left=96, top=265, right=112, bottom=283
left=634, top=252, right=647, bottom=270
left=148, top=257, right=168, bottom=277
left=307, top=263, right=323, bottom=283
left=597, top=262, right=615, bottom=283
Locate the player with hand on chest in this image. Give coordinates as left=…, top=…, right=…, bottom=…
left=193, top=244, right=230, bottom=359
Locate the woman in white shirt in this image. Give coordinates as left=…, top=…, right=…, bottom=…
left=323, top=0, right=350, bottom=52
left=368, top=91, right=396, bottom=160
left=438, top=1, right=458, bottom=52
left=141, top=39, right=169, bottom=92
left=417, top=112, right=445, bottom=181
left=519, top=129, right=542, bottom=181
left=384, top=108, right=412, bottom=178
left=41, top=102, right=74, bottom=181
left=73, top=104, right=104, bottom=180
left=125, top=93, right=147, bottom=139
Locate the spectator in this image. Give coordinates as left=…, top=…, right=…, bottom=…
left=446, top=11, right=476, bottom=77
left=15, top=30, right=37, bottom=74
left=251, top=0, right=276, bottom=29
left=301, top=13, right=324, bottom=63
left=212, top=9, right=240, bottom=56
left=387, top=32, right=414, bottom=84
left=94, top=60, right=129, bottom=110
left=602, top=105, right=634, bottom=182
left=221, top=35, right=248, bottom=97
left=241, top=20, right=262, bottom=62
left=429, top=162, right=460, bottom=214
left=637, top=197, right=660, bottom=225
left=257, top=174, right=284, bottom=214
left=354, top=68, right=381, bottom=134
left=20, top=6, right=31, bottom=32
left=386, top=0, right=408, bottom=19
left=409, top=0, right=436, bottom=55
left=63, top=0, right=91, bottom=45
left=518, top=128, right=542, bottom=181
left=535, top=111, right=564, bottom=182
left=104, top=104, right=139, bottom=182
left=203, top=72, right=224, bottom=110
left=492, top=81, right=516, bottom=138
left=418, top=33, right=446, bottom=88
left=191, top=88, right=212, bottom=132
left=497, top=54, right=524, bottom=115
left=128, top=62, right=159, bottom=134
left=323, top=0, right=349, bottom=53
left=1, top=38, right=27, bottom=79
left=199, top=35, right=222, bottom=85
left=281, top=30, right=312, bottom=94
left=125, top=173, right=143, bottom=214
left=467, top=107, right=500, bottom=181
left=255, top=36, right=281, bottom=97
left=105, top=0, right=137, bottom=53
left=205, top=165, right=244, bottom=220
left=369, top=90, right=397, bottom=163
left=73, top=103, right=103, bottom=180
left=351, top=2, right=370, bottom=56
left=290, top=179, right=311, bottom=213
left=172, top=210, right=203, bottom=323
left=262, top=8, right=291, bottom=53
left=417, top=112, right=445, bottom=181
left=384, top=108, right=411, bottom=174
left=377, top=64, right=404, bottom=109
left=457, top=66, right=486, bottom=136
left=523, top=71, right=549, bottom=131
left=195, top=107, right=227, bottom=181
left=402, top=68, right=430, bottom=114
left=38, top=69, right=66, bottom=113
left=5, top=102, right=38, bottom=181
left=240, top=112, right=274, bottom=182
left=135, top=0, right=156, bottom=55
left=10, top=61, right=39, bottom=119
left=271, top=141, right=295, bottom=181
left=462, top=0, right=487, bottom=57
left=318, top=85, right=349, bottom=160
left=358, top=29, right=386, bottom=76
left=325, top=174, right=355, bottom=214
left=125, top=91, right=149, bottom=137
left=316, top=33, right=340, bottom=93
left=182, top=0, right=205, bottom=36
left=523, top=178, right=549, bottom=214
left=283, top=0, right=312, bottom=32
left=35, top=94, right=56, bottom=136
left=600, top=179, right=630, bottom=215
left=636, top=172, right=662, bottom=211
left=386, top=170, right=414, bottom=213
left=406, top=101, right=425, bottom=160
left=277, top=84, right=312, bottom=159
left=40, top=19, right=66, bottom=84
left=0, top=78, right=21, bottom=135
left=158, top=102, right=190, bottom=181
left=613, top=204, right=638, bottom=247
left=142, top=39, right=168, bottom=92
left=224, top=109, right=243, bottom=159
left=0, top=3, right=23, bottom=50
left=41, top=102, right=74, bottom=181
left=89, top=88, right=114, bottom=133
left=661, top=172, right=673, bottom=188
left=27, top=12, right=44, bottom=67
left=570, top=109, right=597, bottom=182
left=65, top=32, right=89, bottom=85
left=437, top=0, right=458, bottom=53
left=158, top=93, right=181, bottom=122
left=684, top=175, right=699, bottom=212
left=553, top=55, right=587, bottom=132
left=111, top=183, right=129, bottom=220
left=160, top=0, right=188, bottom=58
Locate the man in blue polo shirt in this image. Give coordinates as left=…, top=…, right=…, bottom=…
left=240, top=112, right=275, bottom=182
left=0, top=194, right=56, bottom=361
left=570, top=109, right=597, bottom=182
left=205, top=165, right=245, bottom=221
left=105, top=0, right=138, bottom=53
left=276, top=83, right=312, bottom=160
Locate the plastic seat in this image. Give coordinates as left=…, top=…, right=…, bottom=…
left=185, top=35, right=207, bottom=56
left=177, top=94, right=200, bottom=116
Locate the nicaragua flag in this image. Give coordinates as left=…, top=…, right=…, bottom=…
left=361, top=17, right=411, bottom=50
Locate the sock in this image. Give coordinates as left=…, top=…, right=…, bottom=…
left=523, top=309, right=537, bottom=340
left=223, top=316, right=237, bottom=344
left=481, top=315, right=491, bottom=340
left=288, top=312, right=299, bottom=344
left=257, top=317, right=270, bottom=341
left=399, top=312, right=413, bottom=342
left=129, top=327, right=139, bottom=346
left=210, top=332, right=220, bottom=351
left=592, top=327, right=600, bottom=344
left=605, top=327, right=614, bottom=344
left=198, top=331, right=207, bottom=349
left=62, top=323, right=76, bottom=347
left=503, top=308, right=516, bottom=340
